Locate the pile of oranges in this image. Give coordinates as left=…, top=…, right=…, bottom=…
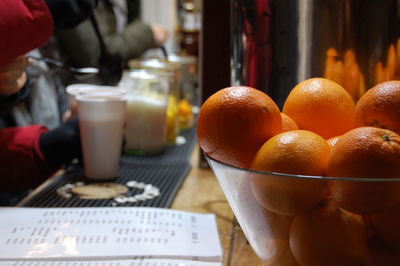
left=197, top=78, right=400, bottom=265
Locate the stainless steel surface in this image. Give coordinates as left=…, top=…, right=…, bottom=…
left=232, top=0, right=400, bottom=107
left=29, top=56, right=99, bottom=79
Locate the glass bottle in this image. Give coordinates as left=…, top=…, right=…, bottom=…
left=179, top=0, right=200, bottom=57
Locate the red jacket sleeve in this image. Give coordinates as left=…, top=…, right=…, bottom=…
left=0, top=0, right=54, bottom=67
left=0, top=125, right=57, bottom=192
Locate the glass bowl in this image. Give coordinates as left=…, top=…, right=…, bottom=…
left=205, top=154, right=400, bottom=265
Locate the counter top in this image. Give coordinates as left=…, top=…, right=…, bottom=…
left=172, top=146, right=264, bottom=265
left=18, top=145, right=264, bottom=265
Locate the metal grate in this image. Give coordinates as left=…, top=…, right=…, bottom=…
left=21, top=127, right=197, bottom=208
left=121, top=128, right=197, bottom=165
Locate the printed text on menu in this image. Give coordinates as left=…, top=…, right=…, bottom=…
left=0, top=207, right=222, bottom=262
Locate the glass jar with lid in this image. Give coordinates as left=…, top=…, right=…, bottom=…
left=128, top=58, right=182, bottom=143
left=118, top=69, right=169, bottom=155
left=167, top=54, right=197, bottom=131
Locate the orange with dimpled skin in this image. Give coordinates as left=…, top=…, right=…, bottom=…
left=289, top=199, right=367, bottom=266
left=280, top=112, right=299, bottom=132
left=250, top=130, right=330, bottom=215
left=327, top=126, right=400, bottom=215
left=283, top=78, right=355, bottom=139
left=197, top=86, right=282, bottom=168
left=369, top=204, right=400, bottom=251
left=354, top=80, right=400, bottom=135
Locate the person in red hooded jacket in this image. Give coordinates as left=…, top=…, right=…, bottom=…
left=0, top=0, right=56, bottom=199
left=0, top=0, right=97, bottom=205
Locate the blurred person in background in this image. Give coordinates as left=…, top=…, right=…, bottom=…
left=0, top=0, right=98, bottom=205
left=55, top=0, right=169, bottom=85
left=0, top=49, right=67, bottom=131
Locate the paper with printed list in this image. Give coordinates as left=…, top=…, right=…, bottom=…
left=0, top=207, right=223, bottom=265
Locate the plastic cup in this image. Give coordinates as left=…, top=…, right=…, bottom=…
left=76, top=94, right=126, bottom=180
left=66, top=84, right=126, bottom=118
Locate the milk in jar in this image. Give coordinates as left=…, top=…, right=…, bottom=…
left=119, top=70, right=169, bottom=155
left=125, top=96, right=168, bottom=154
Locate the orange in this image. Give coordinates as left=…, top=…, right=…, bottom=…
left=364, top=236, right=400, bottom=266
left=343, top=50, right=361, bottom=101
left=289, top=199, right=367, bottom=266
left=327, top=135, right=341, bottom=148
left=331, top=61, right=344, bottom=85
left=374, top=62, right=384, bottom=84
left=326, top=47, right=338, bottom=58
left=283, top=78, right=355, bottom=139
left=238, top=177, right=293, bottom=262
left=396, top=38, right=400, bottom=77
left=358, top=73, right=367, bottom=99
left=354, top=80, right=400, bottom=135
left=178, top=99, right=194, bottom=130
left=280, top=112, right=299, bottom=132
left=250, top=130, right=330, bottom=215
left=324, top=48, right=344, bottom=85
left=197, top=86, right=281, bottom=168
left=327, top=127, right=400, bottom=215
left=343, top=62, right=360, bottom=101
left=369, top=204, right=400, bottom=251
left=386, top=44, right=397, bottom=81
left=324, top=48, right=337, bottom=80
left=269, top=246, right=299, bottom=266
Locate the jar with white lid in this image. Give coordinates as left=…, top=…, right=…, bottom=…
left=128, top=58, right=181, bottom=144
left=119, top=70, right=169, bottom=155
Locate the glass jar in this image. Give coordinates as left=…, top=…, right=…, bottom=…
left=167, top=54, right=197, bottom=130
left=128, top=58, right=182, bottom=143
left=119, top=70, right=169, bottom=155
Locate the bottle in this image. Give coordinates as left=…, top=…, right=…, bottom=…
left=179, top=0, right=200, bottom=57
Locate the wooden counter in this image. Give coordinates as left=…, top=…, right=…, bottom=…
left=172, top=146, right=265, bottom=265
left=18, top=145, right=265, bottom=265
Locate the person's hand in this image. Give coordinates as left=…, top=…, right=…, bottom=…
left=39, top=118, right=82, bottom=167
left=150, top=24, right=169, bottom=46
left=0, top=56, right=31, bottom=96
left=62, top=100, right=78, bottom=122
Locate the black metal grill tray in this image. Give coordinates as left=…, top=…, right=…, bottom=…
left=21, top=128, right=197, bottom=208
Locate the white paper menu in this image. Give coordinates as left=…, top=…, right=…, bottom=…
left=0, top=207, right=222, bottom=265
left=0, top=259, right=221, bottom=266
